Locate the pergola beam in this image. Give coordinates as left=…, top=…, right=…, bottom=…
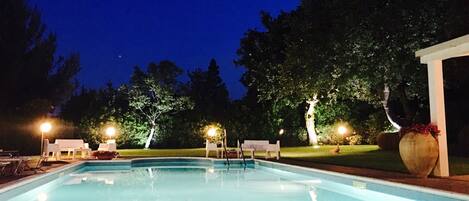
left=416, top=35, right=469, bottom=63
left=419, top=43, right=469, bottom=63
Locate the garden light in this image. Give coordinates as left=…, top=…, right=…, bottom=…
left=105, top=126, right=116, bottom=138
left=207, top=127, right=217, bottom=137
left=279, top=129, right=285, bottom=135
left=338, top=126, right=347, bottom=135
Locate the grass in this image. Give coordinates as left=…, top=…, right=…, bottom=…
left=118, top=145, right=469, bottom=175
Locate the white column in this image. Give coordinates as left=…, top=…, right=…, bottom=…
left=427, top=60, right=449, bottom=177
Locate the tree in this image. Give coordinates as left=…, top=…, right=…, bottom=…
left=188, top=59, right=230, bottom=123
left=236, top=0, right=469, bottom=146
left=0, top=0, right=80, bottom=115
left=236, top=2, right=369, bottom=146
left=129, top=63, right=192, bottom=149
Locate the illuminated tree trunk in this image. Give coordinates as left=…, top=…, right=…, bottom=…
left=144, top=124, right=156, bottom=149
left=382, top=84, right=401, bottom=131
left=306, top=95, right=319, bottom=146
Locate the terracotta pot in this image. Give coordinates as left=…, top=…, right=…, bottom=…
left=399, top=132, right=439, bottom=178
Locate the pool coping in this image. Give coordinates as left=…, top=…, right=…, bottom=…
left=256, top=159, right=469, bottom=200
left=1, top=157, right=469, bottom=200
left=0, top=157, right=247, bottom=195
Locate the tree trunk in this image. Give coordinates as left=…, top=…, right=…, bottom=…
left=306, top=96, right=319, bottom=146
left=397, top=83, right=413, bottom=120
left=382, top=84, right=401, bottom=131
left=144, top=126, right=155, bottom=149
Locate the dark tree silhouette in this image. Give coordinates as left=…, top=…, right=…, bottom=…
left=188, top=59, right=230, bottom=123
left=0, top=0, right=80, bottom=116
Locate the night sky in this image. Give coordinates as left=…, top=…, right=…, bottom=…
left=30, top=0, right=300, bottom=99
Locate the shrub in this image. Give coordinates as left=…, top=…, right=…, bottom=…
left=346, top=135, right=363, bottom=145
left=376, top=132, right=399, bottom=151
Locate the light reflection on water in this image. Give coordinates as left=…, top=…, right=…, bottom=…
left=6, top=166, right=428, bottom=201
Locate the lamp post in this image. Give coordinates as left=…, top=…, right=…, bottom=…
left=39, top=122, right=52, bottom=155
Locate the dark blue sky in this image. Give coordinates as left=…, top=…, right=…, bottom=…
left=30, top=0, right=300, bottom=99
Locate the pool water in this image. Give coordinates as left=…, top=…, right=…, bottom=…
left=2, top=160, right=468, bottom=201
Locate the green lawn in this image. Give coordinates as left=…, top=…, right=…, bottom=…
left=118, top=145, right=469, bottom=175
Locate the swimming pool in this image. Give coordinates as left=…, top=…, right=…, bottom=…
left=1, top=158, right=468, bottom=201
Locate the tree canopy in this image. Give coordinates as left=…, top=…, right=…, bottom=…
left=0, top=0, right=80, bottom=116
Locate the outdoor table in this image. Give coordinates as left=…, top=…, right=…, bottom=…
left=0, top=157, right=32, bottom=175
left=0, top=150, right=20, bottom=157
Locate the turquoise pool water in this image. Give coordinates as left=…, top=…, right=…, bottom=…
left=1, top=159, right=468, bottom=201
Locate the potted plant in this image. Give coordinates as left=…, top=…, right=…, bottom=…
left=92, top=151, right=119, bottom=160
left=399, top=123, right=440, bottom=178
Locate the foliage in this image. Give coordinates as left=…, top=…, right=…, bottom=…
left=400, top=124, right=440, bottom=138
left=0, top=0, right=80, bottom=115
left=376, top=132, right=400, bottom=151
left=0, top=0, right=80, bottom=154
left=346, top=135, right=362, bottom=146
left=128, top=63, right=193, bottom=148
left=188, top=59, right=230, bottom=123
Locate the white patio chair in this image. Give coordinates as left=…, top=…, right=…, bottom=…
left=42, top=139, right=61, bottom=161
left=205, top=140, right=223, bottom=158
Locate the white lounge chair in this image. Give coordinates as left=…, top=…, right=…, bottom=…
left=98, top=142, right=117, bottom=151
left=240, top=140, right=281, bottom=160
left=205, top=140, right=224, bottom=158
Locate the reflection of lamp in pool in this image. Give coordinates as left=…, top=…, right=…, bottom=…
left=207, top=167, right=215, bottom=173
left=147, top=167, right=154, bottom=178
left=309, top=187, right=318, bottom=201
left=37, top=192, right=47, bottom=201
left=280, top=184, right=285, bottom=191
left=104, top=179, right=114, bottom=185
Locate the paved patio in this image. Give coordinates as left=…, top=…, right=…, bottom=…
left=0, top=160, right=75, bottom=188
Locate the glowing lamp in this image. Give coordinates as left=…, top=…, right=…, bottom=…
left=105, top=127, right=116, bottom=138
left=40, top=122, right=52, bottom=133
left=338, top=126, right=347, bottom=135
left=207, top=127, right=217, bottom=137
left=279, top=129, right=285, bottom=135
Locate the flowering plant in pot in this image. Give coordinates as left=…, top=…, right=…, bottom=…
left=399, top=123, right=440, bottom=178
left=92, top=151, right=119, bottom=160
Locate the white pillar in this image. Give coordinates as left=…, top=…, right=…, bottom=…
left=427, top=60, right=449, bottom=177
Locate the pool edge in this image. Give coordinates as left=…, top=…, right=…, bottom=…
left=1, top=157, right=468, bottom=200
left=256, top=159, right=469, bottom=200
